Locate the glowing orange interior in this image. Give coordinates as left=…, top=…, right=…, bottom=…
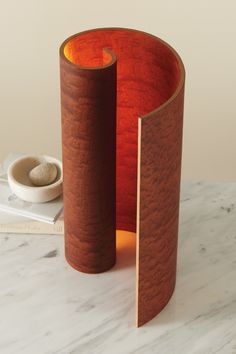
left=63, top=29, right=182, bottom=232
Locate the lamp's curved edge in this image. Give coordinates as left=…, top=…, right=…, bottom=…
left=136, top=277, right=176, bottom=327
left=65, top=253, right=116, bottom=274
left=136, top=83, right=185, bottom=327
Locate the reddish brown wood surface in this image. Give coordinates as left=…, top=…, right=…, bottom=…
left=136, top=84, right=185, bottom=327
left=60, top=46, right=117, bottom=273
left=60, top=28, right=185, bottom=324
left=61, top=29, right=181, bottom=233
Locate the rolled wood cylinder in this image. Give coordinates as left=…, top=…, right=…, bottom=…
left=60, top=45, right=117, bottom=273
left=60, top=28, right=185, bottom=326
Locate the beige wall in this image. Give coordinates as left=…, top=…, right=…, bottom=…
left=0, top=0, right=236, bottom=180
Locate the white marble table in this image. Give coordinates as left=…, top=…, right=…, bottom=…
left=0, top=182, right=236, bottom=354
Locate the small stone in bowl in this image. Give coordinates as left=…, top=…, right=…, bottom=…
left=29, top=163, right=58, bottom=186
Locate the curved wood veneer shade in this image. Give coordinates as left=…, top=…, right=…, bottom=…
left=60, top=28, right=185, bottom=327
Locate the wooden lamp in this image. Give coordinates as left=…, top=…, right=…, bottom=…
left=60, top=28, right=185, bottom=327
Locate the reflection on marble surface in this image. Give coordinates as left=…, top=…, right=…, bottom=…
left=0, top=182, right=236, bottom=354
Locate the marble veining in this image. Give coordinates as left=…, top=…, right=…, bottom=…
left=0, top=182, right=236, bottom=354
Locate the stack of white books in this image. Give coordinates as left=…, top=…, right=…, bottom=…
left=0, top=153, right=64, bottom=235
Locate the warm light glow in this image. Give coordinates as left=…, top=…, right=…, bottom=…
left=116, top=230, right=136, bottom=252
left=64, top=44, right=113, bottom=68
left=62, top=29, right=181, bottom=233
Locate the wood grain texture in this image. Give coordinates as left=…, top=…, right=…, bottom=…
left=59, top=28, right=185, bottom=325
left=136, top=84, right=185, bottom=327
left=60, top=47, right=117, bottom=273
left=60, top=29, right=181, bottom=235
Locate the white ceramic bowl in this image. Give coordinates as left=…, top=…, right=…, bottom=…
left=8, top=155, right=63, bottom=203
